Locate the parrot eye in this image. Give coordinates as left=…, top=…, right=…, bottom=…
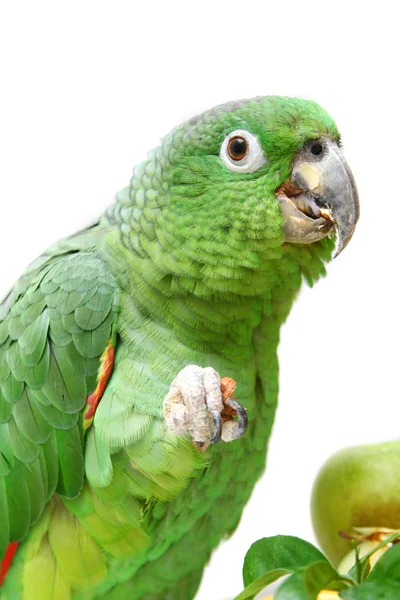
left=227, top=136, right=247, bottom=161
left=310, top=141, right=323, bottom=156
left=220, top=129, right=267, bottom=173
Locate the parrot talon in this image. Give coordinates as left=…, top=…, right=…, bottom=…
left=163, top=365, right=246, bottom=449
left=210, top=411, right=222, bottom=444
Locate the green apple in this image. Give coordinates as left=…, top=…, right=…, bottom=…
left=311, top=439, right=400, bottom=566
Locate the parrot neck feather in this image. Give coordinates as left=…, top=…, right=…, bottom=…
left=101, top=182, right=333, bottom=356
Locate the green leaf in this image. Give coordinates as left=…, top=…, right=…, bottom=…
left=243, top=535, right=328, bottom=587
left=274, top=569, right=309, bottom=600
left=368, top=542, right=400, bottom=583
left=340, top=580, right=400, bottom=599
left=233, top=568, right=292, bottom=600
left=303, top=561, right=353, bottom=594
left=274, top=562, right=353, bottom=600
left=234, top=536, right=333, bottom=600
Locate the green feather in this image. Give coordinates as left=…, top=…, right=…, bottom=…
left=60, top=312, right=81, bottom=335
left=23, top=537, right=72, bottom=600
left=61, top=289, right=95, bottom=314
left=6, top=343, right=27, bottom=381
left=55, top=425, right=84, bottom=498
left=58, top=277, right=82, bottom=294
left=75, top=304, right=111, bottom=331
left=25, top=287, right=43, bottom=307
left=0, top=390, right=12, bottom=424
left=46, top=288, right=68, bottom=310
left=21, top=458, right=45, bottom=525
left=72, top=327, right=110, bottom=359
left=40, top=277, right=59, bottom=296
left=22, top=504, right=72, bottom=600
left=1, top=372, right=24, bottom=403
left=20, top=297, right=47, bottom=326
left=7, top=315, right=24, bottom=341
left=0, top=319, right=9, bottom=345
left=86, top=291, right=114, bottom=312
left=62, top=484, right=94, bottom=519
left=0, top=476, right=9, bottom=557
left=5, top=462, right=31, bottom=540
left=0, top=358, right=9, bottom=385
left=24, top=342, right=50, bottom=389
left=0, top=423, right=14, bottom=467
left=13, top=388, right=52, bottom=444
left=41, top=343, right=86, bottom=414
left=40, top=434, right=59, bottom=502
left=48, top=502, right=107, bottom=588
left=84, top=428, right=113, bottom=489
left=7, top=416, right=40, bottom=463
left=48, top=308, right=73, bottom=346
left=34, top=398, right=79, bottom=430
left=19, top=309, right=49, bottom=367
left=64, top=342, right=99, bottom=377
left=0, top=454, right=10, bottom=477
left=98, top=409, right=152, bottom=448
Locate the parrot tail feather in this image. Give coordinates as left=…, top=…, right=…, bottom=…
left=0, top=542, right=18, bottom=586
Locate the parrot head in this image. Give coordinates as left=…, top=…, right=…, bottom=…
left=152, top=96, right=359, bottom=267
left=118, top=97, right=359, bottom=300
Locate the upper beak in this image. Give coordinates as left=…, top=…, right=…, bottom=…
left=291, top=140, right=360, bottom=257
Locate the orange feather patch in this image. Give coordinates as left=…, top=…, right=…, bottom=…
left=83, top=340, right=115, bottom=430
left=0, top=542, right=18, bottom=586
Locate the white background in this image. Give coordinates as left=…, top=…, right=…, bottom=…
left=0, top=2, right=399, bottom=599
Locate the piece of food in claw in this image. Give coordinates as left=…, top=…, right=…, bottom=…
left=311, top=440, right=400, bottom=566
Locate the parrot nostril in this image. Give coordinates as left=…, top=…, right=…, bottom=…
left=313, top=195, right=326, bottom=208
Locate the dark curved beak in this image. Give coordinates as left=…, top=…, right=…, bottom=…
left=292, top=140, right=360, bottom=257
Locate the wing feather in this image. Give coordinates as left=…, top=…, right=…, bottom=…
left=0, top=251, right=120, bottom=558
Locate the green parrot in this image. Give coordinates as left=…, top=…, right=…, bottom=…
left=0, top=96, right=359, bottom=600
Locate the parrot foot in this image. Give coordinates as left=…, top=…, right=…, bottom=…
left=163, top=365, right=248, bottom=450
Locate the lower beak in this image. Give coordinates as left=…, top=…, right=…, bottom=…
left=291, top=140, right=360, bottom=257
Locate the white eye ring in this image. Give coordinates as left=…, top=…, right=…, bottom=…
left=220, top=129, right=267, bottom=173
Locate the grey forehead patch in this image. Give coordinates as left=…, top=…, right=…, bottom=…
left=188, top=96, right=266, bottom=127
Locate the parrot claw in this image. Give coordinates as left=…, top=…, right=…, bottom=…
left=163, top=365, right=247, bottom=450
left=210, top=411, right=222, bottom=444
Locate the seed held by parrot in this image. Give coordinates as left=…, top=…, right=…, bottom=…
left=0, top=96, right=359, bottom=599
